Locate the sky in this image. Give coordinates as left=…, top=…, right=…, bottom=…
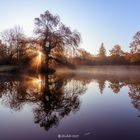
left=0, top=0, right=140, bottom=55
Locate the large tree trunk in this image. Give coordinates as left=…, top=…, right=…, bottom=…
left=41, top=49, right=52, bottom=73
left=41, top=44, right=55, bottom=73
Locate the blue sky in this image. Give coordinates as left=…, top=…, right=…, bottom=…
left=0, top=0, right=140, bottom=54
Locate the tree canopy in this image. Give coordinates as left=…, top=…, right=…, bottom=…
left=34, top=10, right=81, bottom=70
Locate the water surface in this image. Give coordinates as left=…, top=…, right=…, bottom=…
left=0, top=66, right=140, bottom=140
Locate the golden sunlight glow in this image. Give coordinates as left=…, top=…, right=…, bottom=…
left=27, top=49, right=44, bottom=70
left=36, top=50, right=42, bottom=70
left=24, top=75, right=45, bottom=95
left=30, top=76, right=42, bottom=92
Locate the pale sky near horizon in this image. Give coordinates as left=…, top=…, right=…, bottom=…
left=0, top=0, right=140, bottom=54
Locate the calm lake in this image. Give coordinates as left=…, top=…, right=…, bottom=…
left=0, top=66, right=140, bottom=140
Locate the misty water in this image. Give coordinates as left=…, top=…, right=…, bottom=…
left=0, top=66, right=140, bottom=140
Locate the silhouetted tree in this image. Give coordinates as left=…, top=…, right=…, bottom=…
left=34, top=10, right=81, bottom=70
left=0, top=40, right=7, bottom=62
left=0, top=26, right=26, bottom=64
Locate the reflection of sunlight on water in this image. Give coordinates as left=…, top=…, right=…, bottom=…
left=24, top=75, right=45, bottom=95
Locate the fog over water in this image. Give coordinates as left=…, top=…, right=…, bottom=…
left=0, top=66, right=140, bottom=140
left=57, top=65, right=140, bottom=77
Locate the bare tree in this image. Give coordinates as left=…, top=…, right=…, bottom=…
left=0, top=40, right=7, bottom=60
left=0, top=26, right=25, bottom=63
left=130, top=31, right=140, bottom=54
left=34, top=10, right=81, bottom=70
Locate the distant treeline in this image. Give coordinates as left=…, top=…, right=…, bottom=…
left=69, top=35, right=140, bottom=65
left=0, top=27, right=140, bottom=67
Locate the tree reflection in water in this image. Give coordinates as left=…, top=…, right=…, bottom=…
left=0, top=72, right=140, bottom=130
left=97, top=79, right=106, bottom=94
left=64, top=73, right=140, bottom=115
left=0, top=73, right=87, bottom=131
left=108, top=79, right=140, bottom=113
left=98, top=75, right=140, bottom=113
left=128, top=82, right=140, bottom=112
